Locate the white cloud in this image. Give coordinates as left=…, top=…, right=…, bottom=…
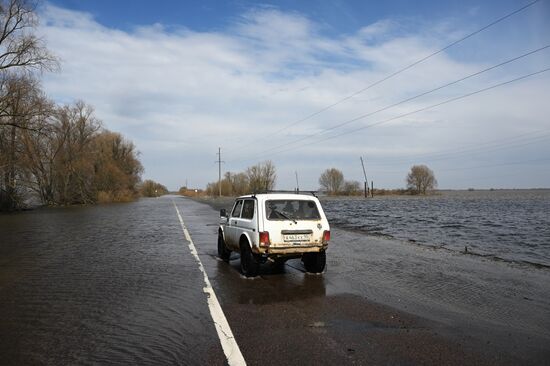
left=38, top=4, right=550, bottom=190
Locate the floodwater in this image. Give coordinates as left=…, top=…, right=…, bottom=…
left=1, top=195, right=549, bottom=365
left=322, top=189, right=550, bottom=267
left=0, top=199, right=224, bottom=365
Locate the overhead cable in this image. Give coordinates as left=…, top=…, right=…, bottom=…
left=261, top=0, right=542, bottom=138
left=237, top=67, right=550, bottom=161
left=235, top=44, right=550, bottom=160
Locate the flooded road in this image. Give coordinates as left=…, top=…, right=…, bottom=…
left=1, top=196, right=549, bottom=365
left=0, top=199, right=225, bottom=365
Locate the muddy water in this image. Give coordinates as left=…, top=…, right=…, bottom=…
left=0, top=198, right=223, bottom=365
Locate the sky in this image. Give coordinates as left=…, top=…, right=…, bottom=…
left=37, top=0, right=550, bottom=191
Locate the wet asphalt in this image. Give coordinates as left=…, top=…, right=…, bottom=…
left=1, top=195, right=549, bottom=365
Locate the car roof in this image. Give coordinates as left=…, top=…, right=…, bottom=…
left=236, top=193, right=318, bottom=201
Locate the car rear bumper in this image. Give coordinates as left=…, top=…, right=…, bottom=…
left=253, top=243, right=328, bottom=256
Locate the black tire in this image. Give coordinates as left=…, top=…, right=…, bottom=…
left=303, top=251, right=326, bottom=273
left=240, top=241, right=259, bottom=277
left=217, top=232, right=231, bottom=262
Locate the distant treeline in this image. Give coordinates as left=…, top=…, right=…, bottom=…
left=205, top=161, right=276, bottom=196
left=141, top=180, right=168, bottom=197
left=0, top=0, right=144, bottom=210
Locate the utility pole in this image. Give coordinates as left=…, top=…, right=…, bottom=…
left=216, top=147, right=224, bottom=197
left=371, top=180, right=374, bottom=197
left=360, top=156, right=368, bottom=198
left=295, top=171, right=300, bottom=193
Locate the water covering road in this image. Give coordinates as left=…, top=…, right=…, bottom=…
left=0, top=198, right=225, bottom=365
left=1, top=196, right=549, bottom=365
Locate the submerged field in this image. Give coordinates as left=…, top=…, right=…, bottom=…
left=322, top=189, right=550, bottom=268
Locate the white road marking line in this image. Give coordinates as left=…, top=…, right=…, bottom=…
left=173, top=201, right=246, bottom=366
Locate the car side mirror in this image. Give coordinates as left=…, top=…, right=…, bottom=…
left=220, top=209, right=227, bottom=217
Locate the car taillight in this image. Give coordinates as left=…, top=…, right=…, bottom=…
left=323, top=230, right=330, bottom=243
left=259, top=231, right=270, bottom=247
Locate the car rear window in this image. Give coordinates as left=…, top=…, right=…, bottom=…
left=265, top=200, right=321, bottom=221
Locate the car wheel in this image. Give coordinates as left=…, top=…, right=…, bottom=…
left=217, top=232, right=231, bottom=262
left=240, top=241, right=259, bottom=277
left=303, top=251, right=326, bottom=273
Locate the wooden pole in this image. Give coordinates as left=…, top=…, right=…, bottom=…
left=360, top=157, right=368, bottom=198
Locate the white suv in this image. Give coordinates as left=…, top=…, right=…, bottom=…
left=218, top=192, right=331, bottom=277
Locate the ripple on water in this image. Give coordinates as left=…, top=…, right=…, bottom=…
left=0, top=198, right=221, bottom=365
left=321, top=190, right=550, bottom=267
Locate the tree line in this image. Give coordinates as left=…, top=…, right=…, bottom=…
left=205, top=160, right=276, bottom=196
left=319, top=165, right=437, bottom=195
left=202, top=162, right=437, bottom=197
left=0, top=0, right=144, bottom=210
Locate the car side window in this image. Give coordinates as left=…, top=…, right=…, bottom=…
left=231, top=200, right=243, bottom=217
left=241, top=200, right=255, bottom=220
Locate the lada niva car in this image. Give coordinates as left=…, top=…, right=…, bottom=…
left=218, top=192, right=331, bottom=277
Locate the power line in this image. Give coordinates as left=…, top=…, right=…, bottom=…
left=231, top=44, right=549, bottom=162
left=367, top=131, right=550, bottom=166
left=233, top=45, right=550, bottom=164
left=253, top=0, right=542, bottom=140
left=241, top=67, right=550, bottom=160
left=322, top=68, right=550, bottom=140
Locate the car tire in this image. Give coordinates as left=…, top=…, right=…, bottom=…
left=303, top=251, right=326, bottom=273
left=218, top=232, right=231, bottom=262
left=240, top=241, right=259, bottom=277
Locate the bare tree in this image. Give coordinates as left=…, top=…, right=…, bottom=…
left=247, top=160, right=276, bottom=193
left=0, top=0, right=57, bottom=74
left=205, top=161, right=276, bottom=196
left=319, top=168, right=344, bottom=195
left=92, top=130, right=143, bottom=202
left=0, top=74, right=49, bottom=209
left=406, top=165, right=437, bottom=194
left=51, top=101, right=100, bottom=204
left=342, top=180, right=361, bottom=195
left=0, top=0, right=57, bottom=209
left=229, top=171, right=249, bottom=196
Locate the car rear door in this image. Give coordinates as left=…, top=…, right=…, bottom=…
left=234, top=199, right=257, bottom=246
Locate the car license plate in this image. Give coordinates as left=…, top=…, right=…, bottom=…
left=283, top=234, right=309, bottom=242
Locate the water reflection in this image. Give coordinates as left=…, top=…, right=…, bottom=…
left=214, top=258, right=326, bottom=305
